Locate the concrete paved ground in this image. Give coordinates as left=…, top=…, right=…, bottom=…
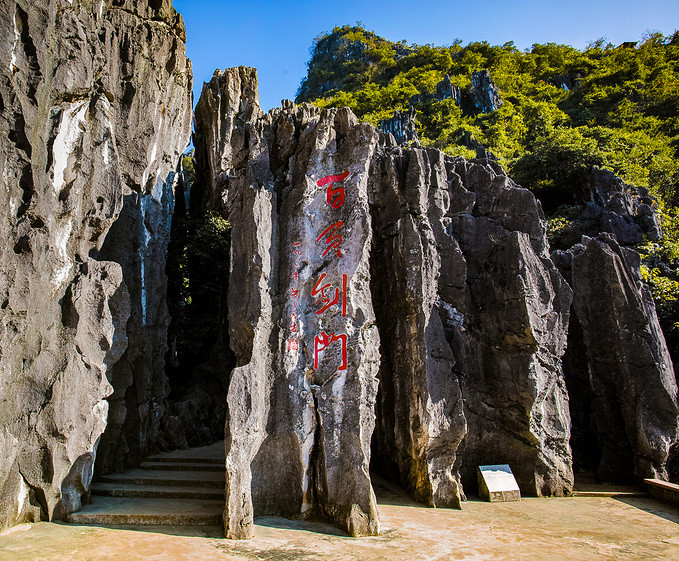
left=1, top=479, right=677, bottom=560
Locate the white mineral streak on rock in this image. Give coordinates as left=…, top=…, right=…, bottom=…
left=142, top=113, right=163, bottom=190
left=51, top=218, right=73, bottom=293
left=9, top=11, right=18, bottom=72
left=52, top=101, right=88, bottom=196
left=151, top=176, right=164, bottom=203
left=15, top=477, right=29, bottom=519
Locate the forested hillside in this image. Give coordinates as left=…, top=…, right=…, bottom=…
left=296, top=25, right=679, bottom=357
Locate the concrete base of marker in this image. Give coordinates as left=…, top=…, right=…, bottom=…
left=478, top=465, right=521, bottom=502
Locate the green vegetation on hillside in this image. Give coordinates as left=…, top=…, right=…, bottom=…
left=297, top=25, right=679, bottom=357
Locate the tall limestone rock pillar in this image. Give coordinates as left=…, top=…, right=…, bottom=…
left=194, top=69, right=380, bottom=538
left=93, top=0, right=193, bottom=474
left=369, top=147, right=467, bottom=508
left=554, top=234, right=679, bottom=482
left=369, top=145, right=574, bottom=499
left=0, top=0, right=191, bottom=529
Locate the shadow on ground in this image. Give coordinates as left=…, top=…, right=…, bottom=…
left=614, top=496, right=679, bottom=524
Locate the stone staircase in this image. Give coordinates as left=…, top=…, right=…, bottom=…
left=67, top=441, right=225, bottom=526
left=571, top=472, right=648, bottom=499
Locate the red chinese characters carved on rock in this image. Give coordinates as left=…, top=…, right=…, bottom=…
left=317, top=170, right=349, bottom=210
left=312, top=273, right=347, bottom=316
left=314, top=332, right=348, bottom=370
left=316, top=221, right=344, bottom=258
left=286, top=242, right=303, bottom=354
left=310, top=171, right=351, bottom=371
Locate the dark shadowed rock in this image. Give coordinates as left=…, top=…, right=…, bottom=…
left=553, top=234, right=679, bottom=483
left=93, top=0, right=192, bottom=475
left=380, top=107, right=419, bottom=146
left=468, top=70, right=503, bottom=113
left=436, top=74, right=461, bottom=102
left=369, top=147, right=467, bottom=508
left=0, top=0, right=191, bottom=529
left=370, top=149, right=573, bottom=499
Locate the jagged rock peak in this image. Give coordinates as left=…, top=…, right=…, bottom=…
left=554, top=234, right=679, bottom=482
left=469, top=69, right=503, bottom=113
left=575, top=168, right=662, bottom=245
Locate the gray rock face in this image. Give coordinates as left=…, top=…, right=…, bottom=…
left=370, top=150, right=573, bottom=500
left=468, top=69, right=503, bottom=113
left=409, top=71, right=503, bottom=116
left=553, top=234, right=679, bottom=482
left=369, top=148, right=468, bottom=508
left=0, top=0, right=191, bottom=529
left=574, top=168, right=662, bottom=245
left=380, top=107, right=419, bottom=146
left=195, top=69, right=381, bottom=538
left=436, top=74, right=462, bottom=102
left=92, top=0, right=192, bottom=474
left=193, top=69, right=574, bottom=538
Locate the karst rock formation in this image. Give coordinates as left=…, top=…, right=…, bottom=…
left=0, top=0, right=191, bottom=528
left=0, top=0, right=678, bottom=542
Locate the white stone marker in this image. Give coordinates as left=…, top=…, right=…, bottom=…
left=477, top=464, right=521, bottom=502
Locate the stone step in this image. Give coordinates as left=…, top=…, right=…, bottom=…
left=67, top=496, right=222, bottom=526
left=572, top=489, right=648, bottom=498
left=145, top=455, right=224, bottom=465
left=139, top=461, right=224, bottom=472
left=644, top=478, right=679, bottom=507
left=145, top=441, right=225, bottom=465
left=572, top=472, right=647, bottom=498
left=98, top=469, right=225, bottom=488
left=91, top=482, right=224, bottom=500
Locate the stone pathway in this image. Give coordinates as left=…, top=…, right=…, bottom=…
left=1, top=475, right=678, bottom=560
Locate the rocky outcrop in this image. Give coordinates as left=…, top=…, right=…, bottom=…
left=0, top=0, right=191, bottom=529
left=468, top=69, right=503, bottom=113
left=409, top=71, right=503, bottom=116
left=450, top=160, right=572, bottom=495
left=369, top=148, right=467, bottom=508
left=572, top=168, right=662, bottom=245
left=92, top=0, right=192, bottom=474
left=193, top=68, right=574, bottom=538
left=380, top=107, right=419, bottom=146
left=370, top=151, right=573, bottom=499
left=553, top=235, right=679, bottom=482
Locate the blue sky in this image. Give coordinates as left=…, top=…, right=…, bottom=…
left=173, top=0, right=679, bottom=112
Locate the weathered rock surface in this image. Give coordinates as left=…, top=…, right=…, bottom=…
left=467, top=69, right=503, bottom=113
left=553, top=234, right=679, bottom=482
left=195, top=68, right=381, bottom=538
left=409, top=71, right=503, bottom=116
left=0, top=0, right=191, bottom=529
left=93, top=0, right=192, bottom=474
left=370, top=150, right=574, bottom=499
left=572, top=168, right=662, bottom=245
left=380, top=107, right=419, bottom=146
left=369, top=148, right=468, bottom=508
